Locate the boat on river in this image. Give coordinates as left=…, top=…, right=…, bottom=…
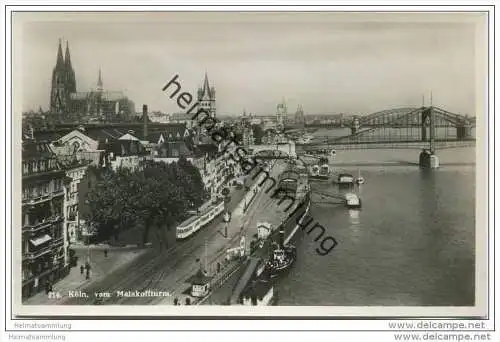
left=356, top=169, right=365, bottom=185
left=337, top=173, right=354, bottom=186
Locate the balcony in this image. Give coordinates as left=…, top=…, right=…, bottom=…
left=52, top=237, right=64, bottom=248
left=22, top=190, right=65, bottom=206
left=23, top=233, right=56, bottom=261
left=23, top=244, right=53, bottom=261
left=52, top=189, right=65, bottom=197
left=23, top=215, right=63, bottom=233
left=22, top=194, right=51, bottom=206
left=22, top=261, right=66, bottom=286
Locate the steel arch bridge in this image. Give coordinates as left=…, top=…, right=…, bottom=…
left=298, top=106, right=476, bottom=151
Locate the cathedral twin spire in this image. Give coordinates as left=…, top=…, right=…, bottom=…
left=55, top=39, right=73, bottom=70
left=50, top=39, right=76, bottom=112
left=54, top=39, right=104, bottom=95
left=53, top=38, right=76, bottom=94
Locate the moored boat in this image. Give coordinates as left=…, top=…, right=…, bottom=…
left=265, top=228, right=297, bottom=278
left=310, top=164, right=330, bottom=181
left=345, top=192, right=362, bottom=209
left=337, top=173, right=354, bottom=185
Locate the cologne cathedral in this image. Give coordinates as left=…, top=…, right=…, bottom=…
left=49, top=39, right=135, bottom=121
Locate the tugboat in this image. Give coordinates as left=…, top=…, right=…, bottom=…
left=265, top=228, right=296, bottom=278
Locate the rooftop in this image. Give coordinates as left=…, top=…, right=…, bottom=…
left=22, top=140, right=57, bottom=160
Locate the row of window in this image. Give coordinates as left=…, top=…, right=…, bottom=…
left=22, top=250, right=65, bottom=281
left=22, top=158, right=58, bottom=176
left=22, top=180, right=64, bottom=200
left=23, top=212, right=60, bottom=227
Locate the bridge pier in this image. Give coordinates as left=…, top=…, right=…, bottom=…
left=456, top=125, right=472, bottom=140
left=351, top=117, right=360, bottom=135
left=419, top=149, right=439, bottom=169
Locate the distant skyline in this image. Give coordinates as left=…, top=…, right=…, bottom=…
left=14, top=12, right=484, bottom=116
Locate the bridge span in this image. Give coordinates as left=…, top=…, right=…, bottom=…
left=247, top=142, right=296, bottom=159
left=287, top=106, right=476, bottom=169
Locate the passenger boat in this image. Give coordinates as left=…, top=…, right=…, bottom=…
left=337, top=173, right=354, bottom=186
left=345, top=193, right=362, bottom=209
left=176, top=199, right=225, bottom=239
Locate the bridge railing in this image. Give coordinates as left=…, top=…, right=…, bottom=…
left=298, top=140, right=476, bottom=151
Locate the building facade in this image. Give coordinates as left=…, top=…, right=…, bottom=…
left=22, top=140, right=70, bottom=299
left=49, top=39, right=135, bottom=121
left=57, top=157, right=90, bottom=244
left=241, top=126, right=255, bottom=146
left=294, top=104, right=305, bottom=125
left=276, top=98, right=288, bottom=129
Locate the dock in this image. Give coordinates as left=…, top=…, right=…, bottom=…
left=229, top=257, right=261, bottom=305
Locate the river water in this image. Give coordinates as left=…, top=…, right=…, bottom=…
left=276, top=146, right=476, bottom=306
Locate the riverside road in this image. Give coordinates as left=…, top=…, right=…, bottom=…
left=61, top=161, right=287, bottom=305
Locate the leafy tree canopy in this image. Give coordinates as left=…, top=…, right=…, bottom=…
left=83, top=159, right=206, bottom=245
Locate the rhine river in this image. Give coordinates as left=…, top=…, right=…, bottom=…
left=276, top=136, right=476, bottom=306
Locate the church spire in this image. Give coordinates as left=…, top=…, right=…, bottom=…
left=203, top=71, right=212, bottom=97
left=56, top=38, right=64, bottom=67
left=64, top=41, right=72, bottom=69
left=97, top=68, right=103, bottom=91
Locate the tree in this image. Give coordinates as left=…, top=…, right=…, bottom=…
left=83, top=159, right=206, bottom=248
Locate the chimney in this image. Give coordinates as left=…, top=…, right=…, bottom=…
left=143, top=104, right=148, bottom=139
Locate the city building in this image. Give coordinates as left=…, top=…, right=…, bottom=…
left=276, top=97, right=288, bottom=129
left=242, top=126, right=255, bottom=146
left=50, top=128, right=152, bottom=172
left=50, top=127, right=108, bottom=167
left=170, top=113, right=195, bottom=128
left=56, top=156, right=91, bottom=244
left=22, top=140, right=71, bottom=299
left=197, top=72, right=216, bottom=119
left=294, top=104, right=305, bottom=125
left=107, top=133, right=152, bottom=171
left=77, top=165, right=102, bottom=244
left=149, top=111, right=171, bottom=124
left=49, top=39, right=135, bottom=121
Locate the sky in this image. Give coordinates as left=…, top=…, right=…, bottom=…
left=14, top=12, right=484, bottom=116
